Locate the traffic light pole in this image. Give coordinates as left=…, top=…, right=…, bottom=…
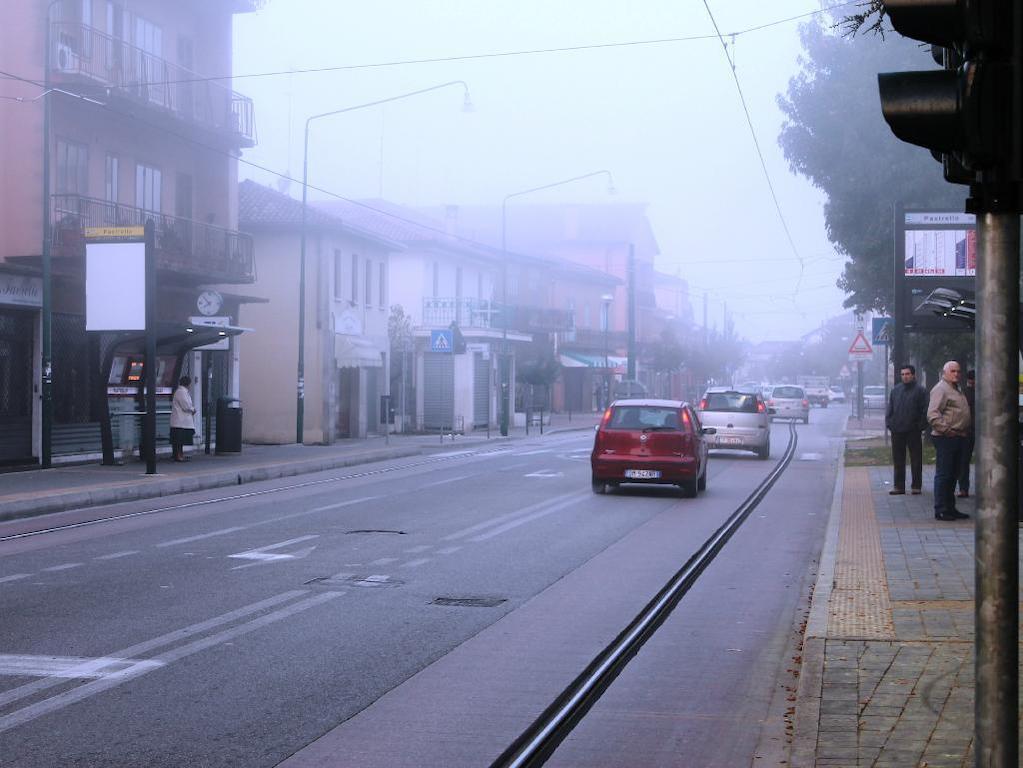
left=974, top=210, right=1019, bottom=768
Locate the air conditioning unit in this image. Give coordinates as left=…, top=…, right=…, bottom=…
left=55, top=43, right=80, bottom=74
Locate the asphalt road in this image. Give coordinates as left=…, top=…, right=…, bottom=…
left=0, top=410, right=847, bottom=767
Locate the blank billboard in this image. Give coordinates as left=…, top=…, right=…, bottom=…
left=85, top=241, right=146, bottom=331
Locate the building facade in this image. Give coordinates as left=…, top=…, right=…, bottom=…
left=0, top=0, right=262, bottom=464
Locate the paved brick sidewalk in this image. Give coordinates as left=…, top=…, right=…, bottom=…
left=793, top=463, right=1022, bottom=768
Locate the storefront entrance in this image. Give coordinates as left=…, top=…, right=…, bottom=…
left=0, top=309, right=34, bottom=464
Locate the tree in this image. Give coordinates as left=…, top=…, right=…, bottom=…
left=777, top=12, right=963, bottom=313
left=646, top=328, right=687, bottom=376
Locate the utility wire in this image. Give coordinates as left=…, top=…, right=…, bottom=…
left=700, top=0, right=808, bottom=301
left=17, top=3, right=857, bottom=93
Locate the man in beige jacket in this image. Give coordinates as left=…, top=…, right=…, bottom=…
left=927, top=361, right=972, bottom=521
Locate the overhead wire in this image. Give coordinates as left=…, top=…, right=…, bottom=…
left=699, top=0, right=809, bottom=309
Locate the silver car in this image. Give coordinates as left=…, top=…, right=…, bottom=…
left=768, top=385, right=809, bottom=424
left=862, top=385, right=886, bottom=409
left=698, top=387, right=772, bottom=460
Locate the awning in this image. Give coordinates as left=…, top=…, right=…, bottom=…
left=559, top=352, right=627, bottom=370
left=335, top=334, right=383, bottom=368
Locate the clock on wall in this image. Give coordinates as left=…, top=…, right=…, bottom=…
left=196, top=290, right=223, bottom=316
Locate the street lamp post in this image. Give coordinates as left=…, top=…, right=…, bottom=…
left=601, top=293, right=614, bottom=409
left=296, top=81, right=471, bottom=443
left=499, top=170, right=615, bottom=436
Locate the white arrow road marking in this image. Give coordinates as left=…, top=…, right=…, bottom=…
left=0, top=654, right=163, bottom=679
left=524, top=469, right=564, bottom=478
left=229, top=535, right=318, bottom=570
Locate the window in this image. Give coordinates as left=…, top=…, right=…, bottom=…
left=175, top=173, right=192, bottom=219
left=134, top=15, right=162, bottom=57
left=135, top=163, right=161, bottom=212
left=55, top=139, right=88, bottom=195
left=432, top=262, right=439, bottom=297
left=455, top=266, right=463, bottom=300
left=378, top=262, right=386, bottom=308
left=477, top=272, right=483, bottom=300
left=583, top=303, right=591, bottom=328
left=364, top=260, right=372, bottom=305
left=334, top=250, right=343, bottom=298
left=350, top=254, right=358, bottom=304
left=104, top=154, right=118, bottom=203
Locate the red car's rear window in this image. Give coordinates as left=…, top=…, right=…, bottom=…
left=608, top=406, right=681, bottom=430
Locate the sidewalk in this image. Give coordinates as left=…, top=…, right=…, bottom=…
left=0, top=412, right=600, bottom=522
left=792, top=425, right=1022, bottom=766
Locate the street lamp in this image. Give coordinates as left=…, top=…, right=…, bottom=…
left=296, top=80, right=472, bottom=443
left=498, top=170, right=615, bottom=436
left=601, top=293, right=614, bottom=409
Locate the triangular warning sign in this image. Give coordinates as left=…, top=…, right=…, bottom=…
left=848, top=331, right=873, bottom=355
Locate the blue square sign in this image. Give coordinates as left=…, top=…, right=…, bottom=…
left=430, top=329, right=454, bottom=353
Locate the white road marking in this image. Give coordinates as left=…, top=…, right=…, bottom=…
left=442, top=492, right=584, bottom=542
left=435, top=546, right=462, bottom=555
left=157, top=526, right=247, bottom=548
left=511, top=449, right=552, bottom=456
left=41, top=563, right=83, bottom=572
left=94, top=551, right=139, bottom=560
left=368, top=557, right=399, bottom=566
left=470, top=495, right=586, bottom=542
left=306, top=497, right=377, bottom=515
left=0, top=654, right=163, bottom=679
left=0, top=574, right=30, bottom=584
left=433, top=450, right=473, bottom=458
left=419, top=474, right=473, bottom=489
left=0, top=590, right=306, bottom=710
left=524, top=470, right=564, bottom=478
left=799, top=452, right=823, bottom=461
left=364, top=575, right=390, bottom=582
left=228, top=535, right=319, bottom=563
left=404, top=545, right=432, bottom=554
left=402, top=558, right=431, bottom=568
left=0, top=591, right=343, bottom=735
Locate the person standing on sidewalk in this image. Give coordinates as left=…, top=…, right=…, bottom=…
left=885, top=364, right=928, bottom=495
left=927, top=361, right=971, bottom=521
left=170, top=376, right=197, bottom=462
left=956, top=369, right=976, bottom=497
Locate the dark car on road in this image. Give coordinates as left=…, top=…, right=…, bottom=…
left=590, top=399, right=715, bottom=497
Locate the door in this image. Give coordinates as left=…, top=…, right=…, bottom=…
left=473, top=352, right=489, bottom=428
left=337, top=368, right=358, bottom=438
left=423, top=353, right=454, bottom=430
left=0, top=310, right=34, bottom=463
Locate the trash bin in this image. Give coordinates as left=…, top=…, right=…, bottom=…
left=215, top=397, right=243, bottom=454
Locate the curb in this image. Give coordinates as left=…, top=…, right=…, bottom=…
left=790, top=417, right=848, bottom=768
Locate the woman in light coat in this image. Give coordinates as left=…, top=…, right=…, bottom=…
left=170, top=376, right=197, bottom=462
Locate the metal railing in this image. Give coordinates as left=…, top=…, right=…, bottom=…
left=51, top=194, right=256, bottom=284
left=50, top=21, right=255, bottom=145
left=422, top=297, right=496, bottom=328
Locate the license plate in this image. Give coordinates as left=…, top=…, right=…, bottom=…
left=624, top=469, right=661, bottom=479
left=719, top=437, right=743, bottom=445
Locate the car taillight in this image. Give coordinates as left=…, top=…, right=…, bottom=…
left=600, top=407, right=613, bottom=428
left=681, top=408, right=692, bottom=431
left=802, top=399, right=809, bottom=407
left=757, top=401, right=766, bottom=413
left=698, top=398, right=707, bottom=410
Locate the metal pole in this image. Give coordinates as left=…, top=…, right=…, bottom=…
left=856, top=360, right=863, bottom=423
left=296, top=121, right=310, bottom=444
left=603, top=301, right=610, bottom=409
left=974, top=210, right=1019, bottom=768
left=143, top=220, right=156, bottom=475
left=627, top=244, right=636, bottom=381
left=40, top=6, right=54, bottom=469
left=500, top=201, right=510, bottom=436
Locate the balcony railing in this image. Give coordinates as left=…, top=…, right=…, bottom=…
left=50, top=22, right=255, bottom=146
left=51, top=195, right=256, bottom=284
left=422, top=297, right=497, bottom=328
left=562, top=327, right=629, bottom=349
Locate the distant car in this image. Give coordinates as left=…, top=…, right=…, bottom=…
left=591, top=399, right=714, bottom=497
left=829, top=385, right=846, bottom=403
left=768, top=385, right=810, bottom=424
left=698, top=387, right=772, bottom=460
left=862, top=385, right=886, bottom=410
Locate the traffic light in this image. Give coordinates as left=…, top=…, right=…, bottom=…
left=877, top=1, right=1019, bottom=191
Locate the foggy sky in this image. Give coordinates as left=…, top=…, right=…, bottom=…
left=233, top=0, right=850, bottom=343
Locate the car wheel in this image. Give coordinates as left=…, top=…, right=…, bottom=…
left=591, top=477, right=607, bottom=494
left=678, top=478, right=698, bottom=498
left=758, top=444, right=770, bottom=460
left=697, top=468, right=707, bottom=491
left=802, top=416, right=809, bottom=424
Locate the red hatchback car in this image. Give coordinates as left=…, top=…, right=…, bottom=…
left=590, top=399, right=715, bottom=497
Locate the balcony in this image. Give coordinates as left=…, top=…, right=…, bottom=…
left=51, top=195, right=256, bottom=284
left=49, top=22, right=255, bottom=147
left=562, top=327, right=628, bottom=350
left=422, top=297, right=496, bottom=329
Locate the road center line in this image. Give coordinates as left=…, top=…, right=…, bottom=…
left=0, top=654, right=163, bottom=679
left=94, top=551, right=139, bottom=560
left=157, top=526, right=248, bottom=548
left=0, top=574, right=30, bottom=584
left=469, top=495, right=587, bottom=542
left=41, top=563, right=83, bottom=572
left=419, top=474, right=473, bottom=489
left=442, top=492, right=583, bottom=542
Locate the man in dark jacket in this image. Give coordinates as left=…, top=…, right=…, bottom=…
left=886, top=364, right=928, bottom=495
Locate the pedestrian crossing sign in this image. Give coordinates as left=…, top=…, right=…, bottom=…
left=430, top=329, right=454, bottom=353
left=872, top=317, right=893, bottom=346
